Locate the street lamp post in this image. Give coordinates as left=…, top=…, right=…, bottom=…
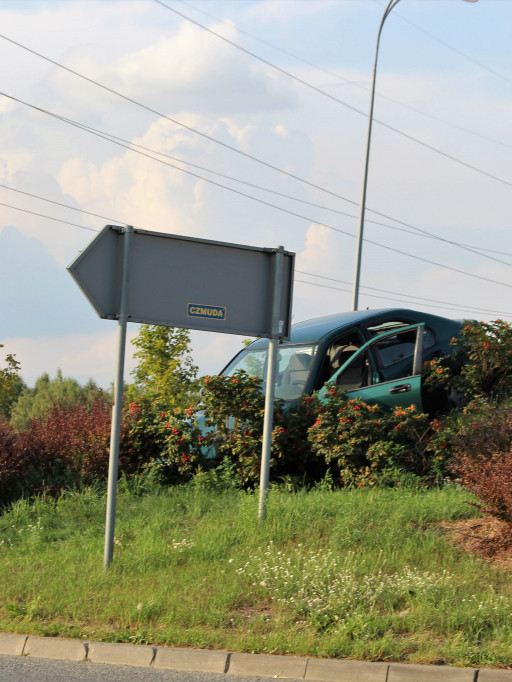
left=351, top=0, right=479, bottom=312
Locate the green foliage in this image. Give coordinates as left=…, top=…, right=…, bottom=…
left=126, top=325, right=199, bottom=409
left=0, top=345, right=24, bottom=420
left=199, top=371, right=323, bottom=487
left=430, top=399, right=512, bottom=464
left=308, top=389, right=440, bottom=486
left=132, top=371, right=321, bottom=489
left=1, top=484, right=511, bottom=668
left=10, top=370, right=108, bottom=429
left=200, top=371, right=266, bottom=486
left=454, top=320, right=512, bottom=400
left=423, top=320, right=512, bottom=403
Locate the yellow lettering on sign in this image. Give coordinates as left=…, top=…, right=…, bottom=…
left=187, top=303, right=226, bottom=320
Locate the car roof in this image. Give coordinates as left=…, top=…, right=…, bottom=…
left=248, top=308, right=461, bottom=348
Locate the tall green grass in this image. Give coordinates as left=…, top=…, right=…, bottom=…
left=0, top=480, right=511, bottom=668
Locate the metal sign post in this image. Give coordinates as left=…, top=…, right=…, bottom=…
left=258, top=247, right=284, bottom=521
left=68, top=226, right=294, bottom=566
left=103, top=225, right=132, bottom=569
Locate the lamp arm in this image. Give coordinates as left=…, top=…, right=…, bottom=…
left=351, top=0, right=402, bottom=311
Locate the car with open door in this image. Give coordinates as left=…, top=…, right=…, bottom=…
left=220, top=308, right=464, bottom=413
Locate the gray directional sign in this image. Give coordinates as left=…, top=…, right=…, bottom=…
left=68, top=225, right=294, bottom=339
left=68, top=225, right=295, bottom=567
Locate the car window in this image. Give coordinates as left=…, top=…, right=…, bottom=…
left=222, top=347, right=267, bottom=380
left=314, top=331, right=364, bottom=389
left=318, top=324, right=425, bottom=411
left=332, top=325, right=422, bottom=389
left=373, top=330, right=416, bottom=370
left=367, top=320, right=436, bottom=351
left=222, top=343, right=318, bottom=401
left=335, top=350, right=371, bottom=391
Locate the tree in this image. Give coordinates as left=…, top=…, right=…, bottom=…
left=10, top=370, right=109, bottom=429
left=0, top=344, right=25, bottom=420
left=126, top=325, right=199, bottom=408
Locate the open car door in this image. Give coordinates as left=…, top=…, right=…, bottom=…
left=319, top=323, right=425, bottom=411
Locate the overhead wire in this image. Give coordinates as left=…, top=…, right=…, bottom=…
left=390, top=5, right=512, bottom=87
left=3, top=90, right=511, bottom=270
left=1, top=30, right=510, bottom=268
left=0, top=33, right=364, bottom=208
left=296, top=270, right=512, bottom=317
left=151, top=1, right=512, bottom=189
left=0, top=201, right=97, bottom=232
left=2, top=93, right=512, bottom=291
left=294, top=278, right=512, bottom=318
left=177, top=0, right=512, bottom=152
left=0, top=14, right=509, bottom=309
left=1, top=195, right=510, bottom=318
left=2, top=28, right=512, bottom=192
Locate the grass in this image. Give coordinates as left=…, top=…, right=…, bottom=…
left=0, top=478, right=511, bottom=668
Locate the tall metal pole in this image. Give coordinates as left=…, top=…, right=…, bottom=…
left=352, top=0, right=401, bottom=312
left=258, top=246, right=284, bottom=521
left=351, top=0, right=478, bottom=312
left=104, top=224, right=133, bottom=569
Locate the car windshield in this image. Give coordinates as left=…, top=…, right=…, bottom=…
left=222, top=343, right=318, bottom=401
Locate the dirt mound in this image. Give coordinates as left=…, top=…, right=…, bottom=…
left=439, top=517, right=512, bottom=567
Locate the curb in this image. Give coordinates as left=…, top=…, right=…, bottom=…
left=1, top=633, right=511, bottom=681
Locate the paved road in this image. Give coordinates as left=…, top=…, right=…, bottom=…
left=2, top=633, right=512, bottom=682
left=0, top=655, right=303, bottom=682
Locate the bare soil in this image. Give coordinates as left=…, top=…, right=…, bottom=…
left=438, top=516, right=512, bottom=568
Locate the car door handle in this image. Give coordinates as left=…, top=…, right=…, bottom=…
left=389, top=383, right=411, bottom=394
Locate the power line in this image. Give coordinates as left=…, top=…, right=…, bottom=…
left=296, top=269, right=512, bottom=317
left=0, top=183, right=122, bottom=226
left=0, top=34, right=363, bottom=208
left=150, top=2, right=512, bottom=189
left=177, top=0, right=512, bottom=152
left=2, top=28, right=512, bottom=192
left=4, top=91, right=510, bottom=270
left=1, top=196, right=508, bottom=318
left=2, top=190, right=509, bottom=317
left=2, top=97, right=511, bottom=289
left=294, top=278, right=512, bottom=319
left=0, top=201, right=97, bottom=232
left=2, top=161, right=511, bottom=292
left=393, top=6, right=512, bottom=87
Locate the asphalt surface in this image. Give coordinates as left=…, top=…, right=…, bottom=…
left=1, top=633, right=512, bottom=681
left=0, top=655, right=288, bottom=682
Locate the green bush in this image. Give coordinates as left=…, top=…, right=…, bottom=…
left=307, top=389, right=441, bottom=486
left=423, top=319, right=512, bottom=403
left=138, top=371, right=322, bottom=489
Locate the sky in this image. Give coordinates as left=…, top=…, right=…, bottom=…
left=1, top=0, right=511, bottom=389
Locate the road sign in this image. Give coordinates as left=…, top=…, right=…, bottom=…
left=68, top=225, right=294, bottom=339
left=68, top=225, right=295, bottom=568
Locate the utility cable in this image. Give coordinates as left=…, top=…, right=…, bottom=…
left=0, top=34, right=361, bottom=208
left=296, top=269, right=512, bottom=317
left=294, top=279, right=512, bottom=318
left=2, top=195, right=509, bottom=317
left=0, top=201, right=97, bottom=232
left=3, top=91, right=510, bottom=269
left=151, top=1, right=512, bottom=189
left=177, top=0, right=512, bottom=151
left=2, top=30, right=512, bottom=193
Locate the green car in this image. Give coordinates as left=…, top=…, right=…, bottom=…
left=220, top=308, right=464, bottom=413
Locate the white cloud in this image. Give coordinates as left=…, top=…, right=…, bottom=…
left=1, top=0, right=511, bottom=392
left=3, top=329, right=138, bottom=389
